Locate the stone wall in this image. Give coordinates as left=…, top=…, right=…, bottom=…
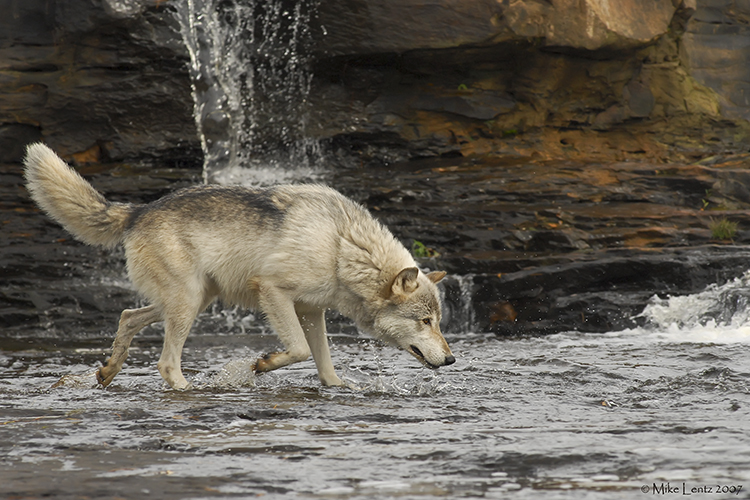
left=314, top=0, right=750, bottom=165
left=5, top=0, right=750, bottom=335
left=682, top=2, right=750, bottom=121
left=0, top=0, right=198, bottom=164
left=1, top=0, right=749, bottom=164
left=316, top=0, right=679, bottom=54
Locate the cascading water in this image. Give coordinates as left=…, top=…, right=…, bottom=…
left=172, top=0, right=487, bottom=335
left=440, top=274, right=477, bottom=334
left=632, top=271, right=750, bottom=342
left=174, top=0, right=321, bottom=185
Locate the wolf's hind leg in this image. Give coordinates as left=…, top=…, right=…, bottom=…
left=254, top=284, right=311, bottom=374
left=296, top=305, right=343, bottom=386
left=155, top=288, right=217, bottom=390
left=97, top=305, right=161, bottom=387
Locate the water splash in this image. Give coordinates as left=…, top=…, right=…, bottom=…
left=341, top=366, right=448, bottom=396
left=51, top=369, right=100, bottom=389
left=197, top=304, right=262, bottom=334
left=198, top=358, right=257, bottom=389
left=174, top=0, right=321, bottom=185
left=629, top=271, right=750, bottom=343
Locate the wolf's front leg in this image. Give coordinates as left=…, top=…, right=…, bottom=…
left=156, top=313, right=196, bottom=390
left=296, top=304, right=344, bottom=386
left=254, top=283, right=312, bottom=374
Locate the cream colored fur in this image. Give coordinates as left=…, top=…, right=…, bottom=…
left=23, top=143, right=455, bottom=389
left=24, top=143, right=132, bottom=249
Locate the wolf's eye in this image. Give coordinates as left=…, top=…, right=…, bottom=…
left=422, top=318, right=431, bottom=326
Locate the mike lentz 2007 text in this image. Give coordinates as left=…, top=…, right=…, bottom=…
left=641, top=483, right=743, bottom=496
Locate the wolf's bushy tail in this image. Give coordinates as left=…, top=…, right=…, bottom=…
left=23, top=143, right=135, bottom=249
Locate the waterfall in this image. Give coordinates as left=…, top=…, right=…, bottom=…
left=173, top=2, right=487, bottom=335
left=440, top=274, right=477, bottom=334
left=174, top=0, right=321, bottom=185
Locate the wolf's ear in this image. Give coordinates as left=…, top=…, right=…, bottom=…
left=390, top=267, right=419, bottom=297
left=427, top=271, right=447, bottom=283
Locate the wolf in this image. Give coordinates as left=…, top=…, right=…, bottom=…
left=23, top=143, right=455, bottom=389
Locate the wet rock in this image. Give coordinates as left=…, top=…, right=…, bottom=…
left=0, top=124, right=42, bottom=162
left=468, top=247, right=750, bottom=334
left=0, top=160, right=200, bottom=335
left=311, top=0, right=750, bottom=166
left=331, top=155, right=750, bottom=334
left=0, top=0, right=199, bottom=162
left=2, top=0, right=750, bottom=166
left=316, top=0, right=678, bottom=54
left=681, top=2, right=750, bottom=120
left=367, top=89, right=516, bottom=122
left=4, top=0, right=750, bottom=338
left=6, top=152, right=750, bottom=337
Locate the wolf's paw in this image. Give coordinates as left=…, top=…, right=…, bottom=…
left=169, top=379, right=192, bottom=391
left=96, top=361, right=118, bottom=388
left=320, top=374, right=346, bottom=388
left=253, top=352, right=277, bottom=373
left=344, top=381, right=362, bottom=391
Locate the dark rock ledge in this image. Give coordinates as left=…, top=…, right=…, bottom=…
left=331, top=155, right=750, bottom=334
left=5, top=154, right=750, bottom=337
left=5, top=0, right=750, bottom=337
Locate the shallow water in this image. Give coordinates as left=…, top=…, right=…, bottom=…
left=3, top=279, right=750, bottom=499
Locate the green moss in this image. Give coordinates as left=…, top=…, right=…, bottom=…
left=412, top=240, right=440, bottom=258
left=709, top=217, right=738, bottom=241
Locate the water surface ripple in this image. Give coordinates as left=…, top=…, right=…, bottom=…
left=2, top=302, right=750, bottom=499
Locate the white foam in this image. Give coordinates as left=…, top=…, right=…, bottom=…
left=190, top=358, right=257, bottom=389
left=209, top=163, right=321, bottom=187
left=617, top=270, right=750, bottom=344
left=208, top=358, right=257, bottom=388
left=51, top=369, right=100, bottom=389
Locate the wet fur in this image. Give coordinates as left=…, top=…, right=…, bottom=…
left=23, top=143, right=455, bottom=389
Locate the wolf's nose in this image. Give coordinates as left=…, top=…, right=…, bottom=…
left=444, top=355, right=456, bottom=366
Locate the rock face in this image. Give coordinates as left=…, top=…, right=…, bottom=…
left=0, top=0, right=199, bottom=164
left=681, top=3, right=750, bottom=121
left=313, top=0, right=750, bottom=165
left=316, top=0, right=679, bottom=54
left=3, top=0, right=749, bottom=164
left=331, top=154, right=750, bottom=334
left=500, top=0, right=678, bottom=50
left=4, top=0, right=750, bottom=336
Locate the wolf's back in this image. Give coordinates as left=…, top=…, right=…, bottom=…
left=23, top=143, right=134, bottom=249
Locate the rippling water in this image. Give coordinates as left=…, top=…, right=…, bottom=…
left=3, top=275, right=750, bottom=500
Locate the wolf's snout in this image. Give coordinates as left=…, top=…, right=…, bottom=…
left=409, top=345, right=456, bottom=368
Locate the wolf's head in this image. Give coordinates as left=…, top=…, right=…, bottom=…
left=372, top=267, right=455, bottom=368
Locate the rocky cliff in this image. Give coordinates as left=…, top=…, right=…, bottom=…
left=0, top=0, right=198, bottom=164
left=4, top=0, right=750, bottom=163
left=4, top=0, right=750, bottom=335
left=313, top=0, right=750, bottom=165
